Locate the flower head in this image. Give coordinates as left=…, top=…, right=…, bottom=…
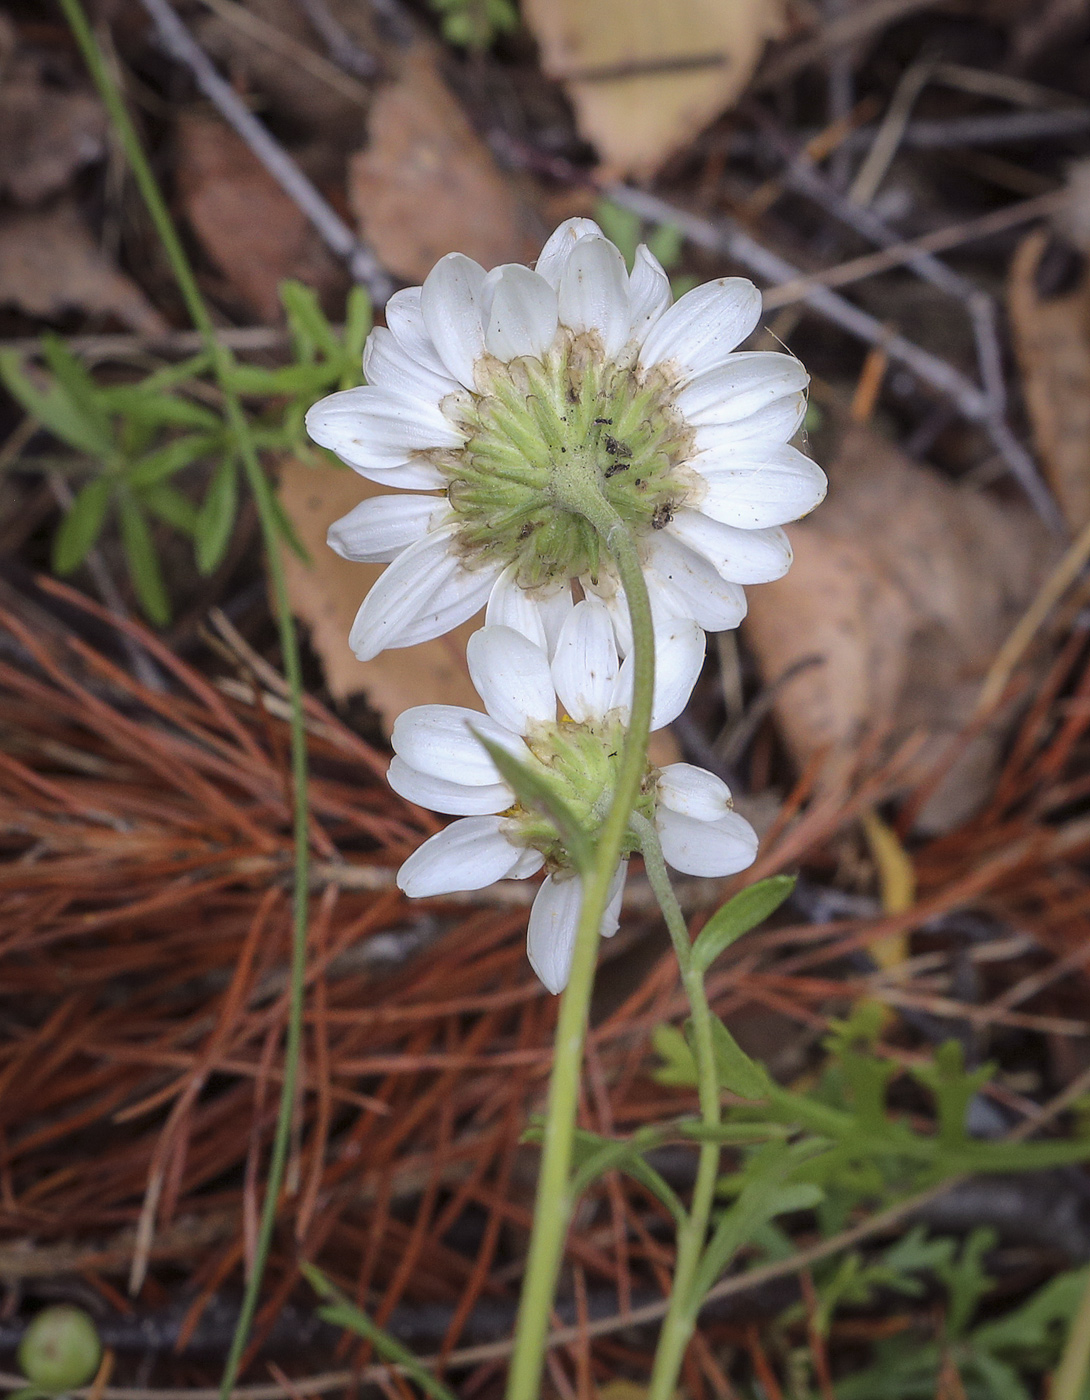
left=308, top=217, right=826, bottom=661
left=389, top=597, right=758, bottom=993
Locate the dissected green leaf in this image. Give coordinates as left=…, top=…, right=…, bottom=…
left=53, top=477, right=112, bottom=574
left=195, top=456, right=238, bottom=575
left=651, top=1022, right=698, bottom=1086
left=0, top=350, right=113, bottom=458
left=706, top=1015, right=771, bottom=1100
left=280, top=280, right=339, bottom=361
left=127, top=433, right=220, bottom=488
left=118, top=493, right=170, bottom=625
left=692, top=875, right=796, bottom=973
left=141, top=484, right=199, bottom=536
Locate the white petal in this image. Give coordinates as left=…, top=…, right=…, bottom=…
left=643, top=533, right=748, bottom=633
left=348, top=458, right=448, bottom=490
left=509, top=845, right=546, bottom=878
left=397, top=816, right=524, bottom=896
left=655, top=807, right=759, bottom=878
left=484, top=265, right=559, bottom=361
left=363, top=326, right=462, bottom=402
left=665, top=509, right=792, bottom=585
left=387, top=756, right=512, bottom=815
left=384, top=287, right=450, bottom=377
left=695, top=393, right=807, bottom=449
left=656, top=763, right=733, bottom=821
left=327, top=495, right=450, bottom=563
left=421, top=253, right=488, bottom=390
left=676, top=352, right=809, bottom=425
left=392, top=705, right=528, bottom=784
left=534, top=218, right=605, bottom=288
left=628, top=244, right=672, bottom=345
left=600, top=858, right=627, bottom=938
left=580, top=572, right=632, bottom=656
left=467, top=626, right=556, bottom=734
left=527, top=874, right=582, bottom=994
left=639, top=278, right=762, bottom=378
left=557, top=237, right=632, bottom=359
left=536, top=580, right=575, bottom=655
left=693, top=444, right=828, bottom=529
left=551, top=597, right=619, bottom=722
left=485, top=563, right=547, bottom=648
left=612, top=615, right=705, bottom=729
left=305, top=385, right=462, bottom=475
left=348, top=525, right=499, bottom=660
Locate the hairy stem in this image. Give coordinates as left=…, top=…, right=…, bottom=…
left=632, top=813, right=723, bottom=1400
left=56, top=6, right=311, bottom=1395
left=505, top=497, right=654, bottom=1400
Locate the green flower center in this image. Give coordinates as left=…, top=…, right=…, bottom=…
left=506, top=714, right=658, bottom=868
left=427, top=334, right=695, bottom=589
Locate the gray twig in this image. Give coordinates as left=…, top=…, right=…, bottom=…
left=294, top=0, right=381, bottom=79
left=605, top=182, right=1064, bottom=532
left=134, top=0, right=393, bottom=305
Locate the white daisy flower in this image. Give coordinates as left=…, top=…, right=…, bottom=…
left=389, top=598, right=758, bottom=993
left=308, top=217, right=826, bottom=662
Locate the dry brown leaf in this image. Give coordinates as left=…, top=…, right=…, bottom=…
left=277, top=459, right=680, bottom=766
left=1008, top=227, right=1090, bottom=531
left=0, top=59, right=105, bottom=206
left=521, top=0, right=786, bottom=177
left=349, top=45, right=543, bottom=283
left=175, top=112, right=344, bottom=321
left=0, top=204, right=167, bottom=333
left=742, top=426, right=1055, bottom=832
left=278, top=461, right=480, bottom=725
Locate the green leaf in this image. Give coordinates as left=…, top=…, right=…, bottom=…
left=195, top=456, right=238, bottom=574
left=911, top=1041, right=993, bottom=1150
left=341, top=285, right=373, bottom=385
left=53, top=477, right=112, bottom=573
left=302, top=1264, right=457, bottom=1400
left=564, top=1127, right=686, bottom=1223
left=651, top=1022, right=698, bottom=1086
left=118, top=494, right=170, bottom=624
left=472, top=731, right=594, bottom=874
left=280, top=280, right=339, bottom=360
left=692, top=875, right=796, bottom=973
left=707, top=1016, right=771, bottom=1100
left=646, top=222, right=684, bottom=270
left=0, top=350, right=113, bottom=458
left=592, top=200, right=640, bottom=269
left=141, top=484, right=199, bottom=536
left=100, top=385, right=220, bottom=429
left=127, top=433, right=220, bottom=488
left=42, top=335, right=112, bottom=443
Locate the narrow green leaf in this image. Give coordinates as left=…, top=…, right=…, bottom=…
left=472, top=731, right=594, bottom=874
left=100, top=385, right=220, bottom=429
left=280, top=280, right=339, bottom=359
left=118, top=494, right=170, bottom=624
left=592, top=199, right=640, bottom=269
left=195, top=456, right=238, bottom=574
left=646, top=222, right=684, bottom=270
left=53, top=477, right=112, bottom=573
left=707, top=1016, right=771, bottom=1100
left=341, top=285, right=373, bottom=385
left=302, top=1264, right=457, bottom=1400
left=0, top=350, right=112, bottom=457
left=651, top=1022, right=698, bottom=1086
left=42, top=335, right=112, bottom=441
left=127, top=432, right=219, bottom=488
left=142, top=484, right=199, bottom=536
left=692, top=875, right=796, bottom=973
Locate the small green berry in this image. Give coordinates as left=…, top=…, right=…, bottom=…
left=18, top=1306, right=102, bottom=1391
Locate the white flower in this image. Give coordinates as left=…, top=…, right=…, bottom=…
left=307, top=217, right=826, bottom=662
left=389, top=598, right=758, bottom=993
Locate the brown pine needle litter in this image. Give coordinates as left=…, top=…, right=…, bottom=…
left=4, top=569, right=1090, bottom=1385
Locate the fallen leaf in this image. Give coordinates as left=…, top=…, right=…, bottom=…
left=348, top=44, right=543, bottom=283
left=175, top=112, right=344, bottom=322
left=0, top=58, right=106, bottom=206
left=277, top=460, right=481, bottom=725
left=521, top=0, right=786, bottom=176
left=742, top=426, right=1056, bottom=833
left=1008, top=226, right=1090, bottom=531
left=277, top=458, right=680, bottom=768
left=0, top=204, right=167, bottom=333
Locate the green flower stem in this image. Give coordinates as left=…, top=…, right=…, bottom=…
left=505, top=494, right=655, bottom=1400
left=632, top=813, right=723, bottom=1400
left=55, top=7, right=310, bottom=1396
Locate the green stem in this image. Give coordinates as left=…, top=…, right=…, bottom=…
left=632, top=814, right=723, bottom=1400
left=504, top=497, right=655, bottom=1400
left=55, top=8, right=311, bottom=1396
left=1052, top=1266, right=1090, bottom=1400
